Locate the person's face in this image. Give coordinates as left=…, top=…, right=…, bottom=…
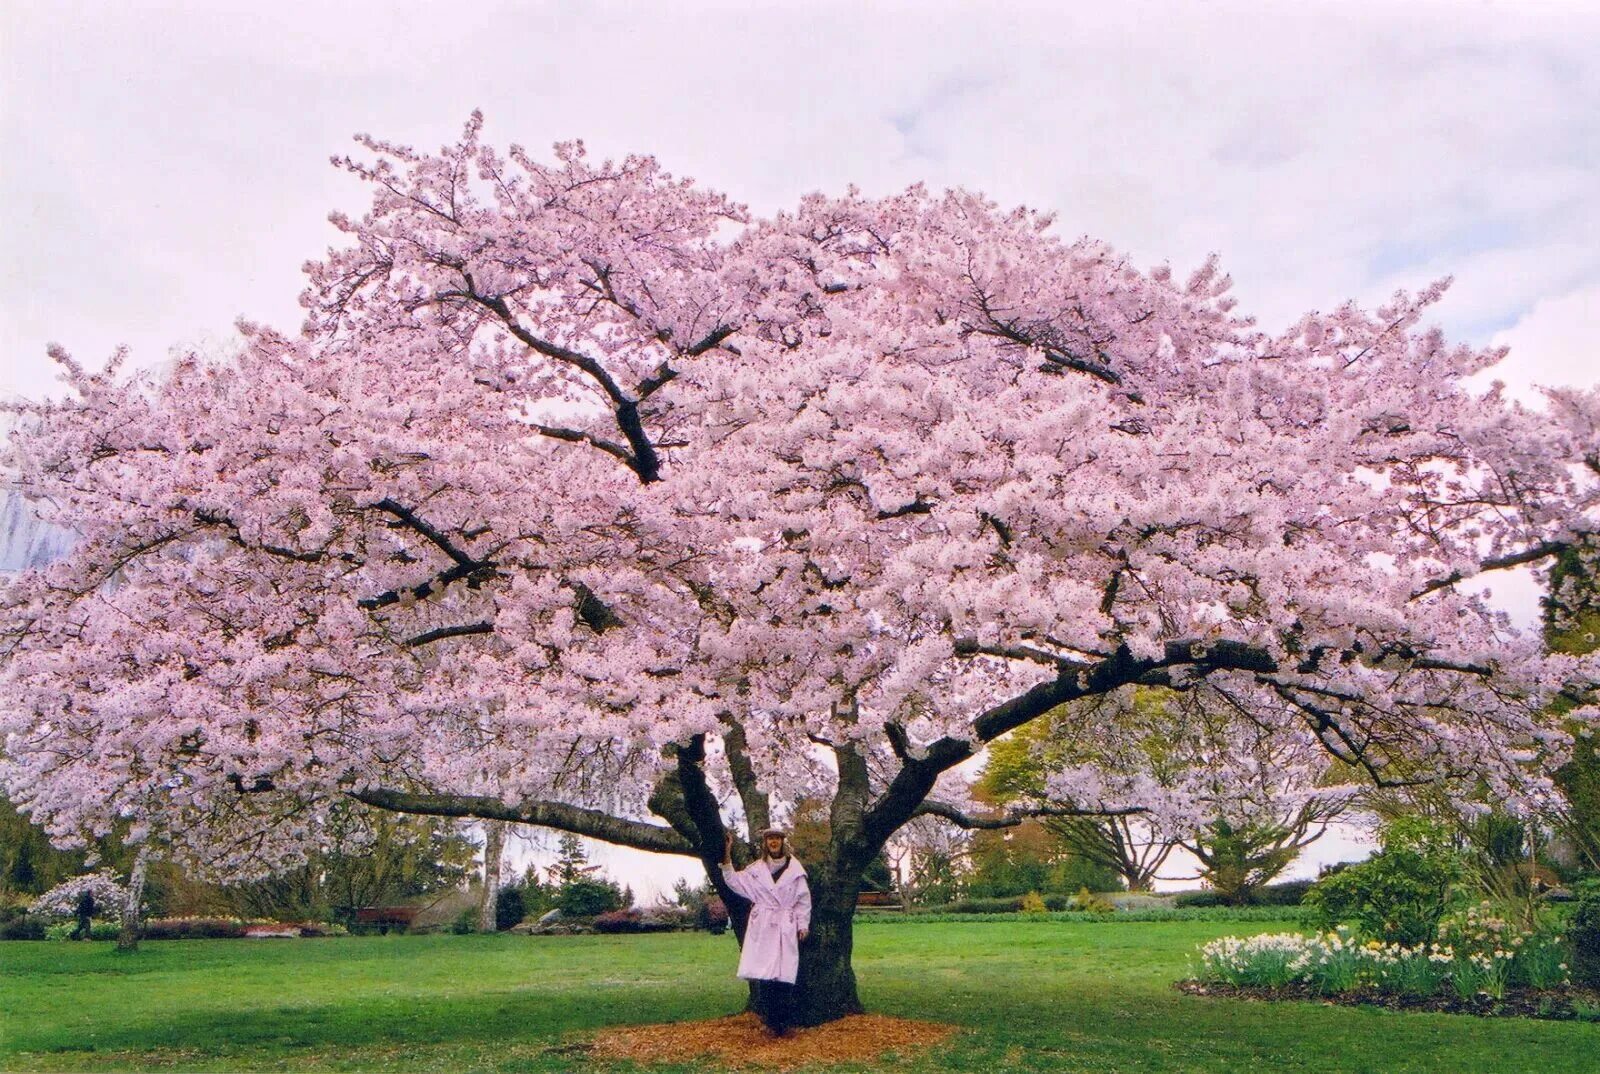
left=764, top=834, right=785, bottom=857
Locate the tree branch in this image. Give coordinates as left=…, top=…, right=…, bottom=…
left=404, top=622, right=493, bottom=647
left=371, top=498, right=485, bottom=569
left=1410, top=540, right=1567, bottom=600
left=350, top=787, right=695, bottom=856
left=533, top=424, right=635, bottom=465
left=721, top=720, right=771, bottom=836
left=914, top=799, right=1147, bottom=830
left=464, top=288, right=663, bottom=482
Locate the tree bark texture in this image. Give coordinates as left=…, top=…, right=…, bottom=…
left=116, top=844, right=149, bottom=952
left=479, top=820, right=504, bottom=932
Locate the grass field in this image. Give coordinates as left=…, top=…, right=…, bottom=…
left=3, top=919, right=1597, bottom=1072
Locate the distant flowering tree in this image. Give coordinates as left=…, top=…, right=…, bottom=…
left=2, top=115, right=1597, bottom=1023
left=987, top=687, right=1353, bottom=897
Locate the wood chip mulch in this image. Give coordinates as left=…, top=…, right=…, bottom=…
left=1176, top=978, right=1600, bottom=1020
left=587, top=1012, right=959, bottom=1069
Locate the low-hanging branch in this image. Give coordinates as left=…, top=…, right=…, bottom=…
left=349, top=787, right=696, bottom=856
left=914, top=799, right=1147, bottom=830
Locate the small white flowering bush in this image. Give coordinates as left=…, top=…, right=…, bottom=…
left=1196, top=908, right=1571, bottom=1000
left=30, top=872, right=129, bottom=920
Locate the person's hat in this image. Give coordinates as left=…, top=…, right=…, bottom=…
left=759, top=827, right=788, bottom=838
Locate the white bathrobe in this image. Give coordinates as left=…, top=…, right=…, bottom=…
left=721, top=856, right=812, bottom=984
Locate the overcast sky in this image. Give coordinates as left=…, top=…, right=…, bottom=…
left=3, top=0, right=1597, bottom=895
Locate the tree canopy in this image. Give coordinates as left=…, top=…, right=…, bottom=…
left=2, top=114, right=1595, bottom=906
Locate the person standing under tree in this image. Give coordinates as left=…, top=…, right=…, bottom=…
left=721, top=827, right=812, bottom=1034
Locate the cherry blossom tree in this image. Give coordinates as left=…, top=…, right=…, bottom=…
left=3, top=115, right=1597, bottom=1024
left=984, top=687, right=1353, bottom=896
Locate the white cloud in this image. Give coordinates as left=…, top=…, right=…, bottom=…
left=1489, top=284, right=1600, bottom=405
left=4, top=2, right=1599, bottom=403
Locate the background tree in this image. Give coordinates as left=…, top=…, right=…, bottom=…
left=2, top=118, right=1593, bottom=1025
left=219, top=807, right=475, bottom=923
left=963, top=817, right=1123, bottom=899
left=1180, top=813, right=1332, bottom=905
left=887, top=817, right=969, bottom=906
left=548, top=833, right=598, bottom=887
left=788, top=797, right=894, bottom=894
left=543, top=833, right=629, bottom=915
left=984, top=692, right=1183, bottom=892
left=1546, top=534, right=1600, bottom=873
left=0, top=794, right=81, bottom=901
left=477, top=820, right=505, bottom=932
left=985, top=687, right=1350, bottom=900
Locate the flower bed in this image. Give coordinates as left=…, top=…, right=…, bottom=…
left=1176, top=979, right=1600, bottom=1021
left=140, top=918, right=347, bottom=940
left=1183, top=905, right=1592, bottom=1020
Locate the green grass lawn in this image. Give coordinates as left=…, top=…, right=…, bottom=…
left=2, top=919, right=1595, bottom=1072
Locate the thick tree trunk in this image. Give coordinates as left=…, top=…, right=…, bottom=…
left=787, top=871, right=865, bottom=1026
left=116, top=844, right=149, bottom=952
left=479, top=820, right=504, bottom=932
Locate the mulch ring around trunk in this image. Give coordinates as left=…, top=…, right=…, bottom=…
left=587, top=1012, right=960, bottom=1069
left=1176, top=979, right=1600, bottom=1021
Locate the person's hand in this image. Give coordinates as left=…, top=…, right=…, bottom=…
left=722, top=830, right=734, bottom=864
left=798, top=928, right=809, bottom=942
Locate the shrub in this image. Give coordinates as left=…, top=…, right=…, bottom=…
left=494, top=884, right=526, bottom=932
left=1370, top=943, right=1453, bottom=997
left=894, top=904, right=1305, bottom=924
left=1173, top=890, right=1225, bottom=908
left=1196, top=905, right=1572, bottom=1003
left=1515, top=930, right=1570, bottom=989
left=1198, top=929, right=1436, bottom=998
left=1196, top=932, right=1310, bottom=988
left=141, top=917, right=247, bottom=940
left=1019, top=891, right=1048, bottom=914
left=43, top=921, right=115, bottom=941
left=941, top=896, right=1025, bottom=914
left=1303, top=822, right=1457, bottom=946
left=1072, top=887, right=1116, bottom=914
left=1301, top=931, right=1364, bottom=995
left=1256, top=880, right=1314, bottom=906
left=1434, top=901, right=1572, bottom=998
left=449, top=908, right=478, bottom=935
left=697, top=896, right=729, bottom=934
left=642, top=907, right=695, bottom=930
left=0, top=914, right=46, bottom=940
left=1569, top=878, right=1600, bottom=988
left=591, top=909, right=643, bottom=933
left=554, top=877, right=626, bottom=917
left=591, top=909, right=681, bottom=934
left=30, top=872, right=130, bottom=919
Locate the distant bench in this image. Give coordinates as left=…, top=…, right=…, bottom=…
left=353, top=906, right=420, bottom=933
left=855, top=891, right=902, bottom=910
